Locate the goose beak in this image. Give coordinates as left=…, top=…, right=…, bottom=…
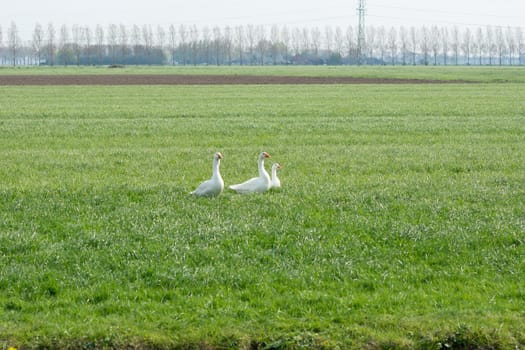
left=217, top=152, right=223, bottom=159
left=263, top=152, right=271, bottom=158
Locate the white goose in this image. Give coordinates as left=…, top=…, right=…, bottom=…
left=229, top=152, right=271, bottom=194
left=190, top=152, right=224, bottom=197
left=270, top=163, right=282, bottom=189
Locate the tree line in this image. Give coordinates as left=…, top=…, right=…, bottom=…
left=1, top=21, right=524, bottom=66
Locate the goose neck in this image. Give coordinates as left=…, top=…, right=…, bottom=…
left=258, top=157, right=269, bottom=178
left=212, top=158, right=221, bottom=178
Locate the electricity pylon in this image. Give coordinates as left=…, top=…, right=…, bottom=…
left=357, top=0, right=366, bottom=65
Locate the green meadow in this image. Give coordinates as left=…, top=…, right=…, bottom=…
left=0, top=67, right=524, bottom=349
left=2, top=64, right=525, bottom=82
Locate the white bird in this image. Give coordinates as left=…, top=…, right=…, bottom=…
left=229, top=152, right=272, bottom=194
left=270, top=163, right=282, bottom=189
left=190, top=152, right=224, bottom=197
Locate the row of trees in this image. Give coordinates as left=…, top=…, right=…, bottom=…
left=1, top=21, right=524, bottom=66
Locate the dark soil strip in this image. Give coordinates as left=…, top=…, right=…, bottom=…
left=0, top=74, right=475, bottom=86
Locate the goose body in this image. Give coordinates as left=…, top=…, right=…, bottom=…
left=229, top=152, right=271, bottom=194
left=270, top=163, right=282, bottom=189
left=191, top=152, right=224, bottom=197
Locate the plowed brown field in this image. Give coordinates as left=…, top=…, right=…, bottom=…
left=0, top=74, right=471, bottom=85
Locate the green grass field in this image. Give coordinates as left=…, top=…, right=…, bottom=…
left=1, top=67, right=524, bottom=349
left=2, top=64, right=525, bottom=83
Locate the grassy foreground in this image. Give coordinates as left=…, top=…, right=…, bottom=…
left=1, top=75, right=525, bottom=349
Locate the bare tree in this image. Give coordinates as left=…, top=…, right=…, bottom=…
left=59, top=24, right=72, bottom=65
left=224, top=26, right=233, bottom=65
left=516, top=27, right=524, bottom=65
left=32, top=23, right=44, bottom=65
left=451, top=26, right=460, bottom=65
left=246, top=25, right=256, bottom=65
left=324, top=26, right=334, bottom=62
left=376, top=26, right=386, bottom=64
left=311, top=27, right=321, bottom=63
left=461, top=27, right=472, bottom=65
left=282, top=25, right=291, bottom=64
left=301, top=27, right=310, bottom=58
left=430, top=26, right=441, bottom=65
left=84, top=26, right=92, bottom=65
left=292, top=27, right=302, bottom=63
left=486, top=26, right=495, bottom=65
left=157, top=26, right=166, bottom=52
left=119, top=24, right=129, bottom=63
left=202, top=26, right=211, bottom=65
left=333, top=26, right=343, bottom=62
left=256, top=25, right=267, bottom=65
left=72, top=25, right=82, bottom=65
left=475, top=27, right=484, bottom=65
left=212, top=26, right=222, bottom=65
left=419, top=26, right=430, bottom=65
left=441, top=27, right=449, bottom=65
left=142, top=25, right=153, bottom=64
left=399, top=26, right=408, bottom=65
left=168, top=25, right=177, bottom=65
left=7, top=21, right=20, bottom=66
left=46, top=23, right=56, bottom=65
left=107, top=24, right=118, bottom=64
left=495, top=26, right=505, bottom=65
left=234, top=26, right=244, bottom=65
left=157, top=25, right=166, bottom=64
left=342, top=26, right=353, bottom=64
left=131, top=25, right=141, bottom=62
left=506, top=27, right=516, bottom=65
left=95, top=25, right=104, bottom=64
left=366, top=26, right=376, bottom=63
left=189, top=25, right=199, bottom=65
left=409, top=26, right=417, bottom=65
left=388, top=27, right=397, bottom=65
left=270, top=25, right=280, bottom=65
left=178, top=24, right=187, bottom=65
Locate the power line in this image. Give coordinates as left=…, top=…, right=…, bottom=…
left=369, top=3, right=524, bottom=20
left=366, top=13, right=525, bottom=30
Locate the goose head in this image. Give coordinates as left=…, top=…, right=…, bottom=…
left=215, top=152, right=223, bottom=160
left=272, top=163, right=282, bottom=171
left=260, top=151, right=271, bottom=159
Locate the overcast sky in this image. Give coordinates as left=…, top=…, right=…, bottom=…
left=3, top=0, right=524, bottom=41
